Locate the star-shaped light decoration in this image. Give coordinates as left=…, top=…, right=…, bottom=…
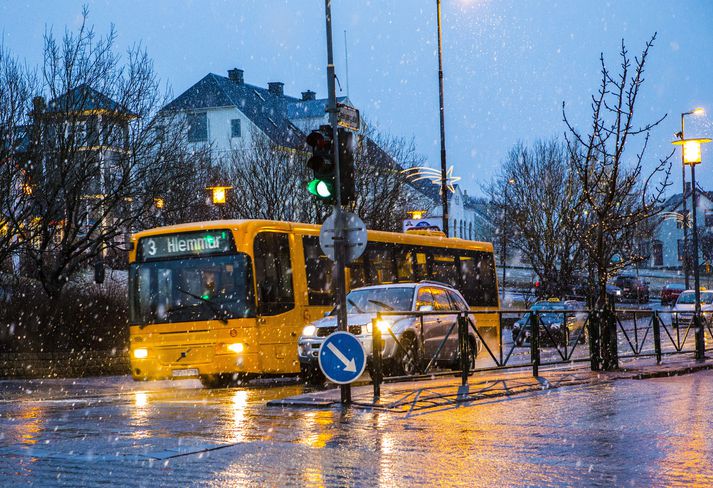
left=660, top=211, right=692, bottom=229
left=401, top=165, right=461, bottom=194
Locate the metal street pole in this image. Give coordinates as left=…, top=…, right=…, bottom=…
left=690, top=163, right=705, bottom=360
left=324, top=0, right=350, bottom=404
left=681, top=113, right=690, bottom=289
left=436, top=0, right=449, bottom=236
left=501, top=186, right=509, bottom=303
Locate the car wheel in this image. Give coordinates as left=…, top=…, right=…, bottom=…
left=300, top=364, right=325, bottom=386
left=392, top=334, right=420, bottom=376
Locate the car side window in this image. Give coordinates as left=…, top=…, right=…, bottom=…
left=416, top=287, right=434, bottom=311
left=447, top=290, right=468, bottom=311
left=432, top=287, right=453, bottom=311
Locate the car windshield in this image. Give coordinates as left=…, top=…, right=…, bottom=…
left=676, top=291, right=713, bottom=305
left=129, top=253, right=255, bottom=325
left=522, top=302, right=566, bottom=322
left=341, top=287, right=414, bottom=314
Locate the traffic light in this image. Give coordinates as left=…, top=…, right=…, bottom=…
left=306, top=126, right=335, bottom=203
left=338, top=128, right=356, bottom=205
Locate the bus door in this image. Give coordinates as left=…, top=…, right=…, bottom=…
left=302, top=235, right=335, bottom=323
left=253, top=231, right=301, bottom=371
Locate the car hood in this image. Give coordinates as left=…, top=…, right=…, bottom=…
left=673, top=304, right=713, bottom=312
left=311, top=313, right=378, bottom=329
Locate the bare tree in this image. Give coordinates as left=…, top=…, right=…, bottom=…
left=219, top=124, right=431, bottom=231
left=18, top=9, right=204, bottom=297
left=350, top=126, right=434, bottom=232
left=485, top=138, right=584, bottom=298
left=563, top=33, right=672, bottom=309
left=0, top=46, right=37, bottom=273
left=564, top=34, right=673, bottom=371
left=222, top=128, right=319, bottom=222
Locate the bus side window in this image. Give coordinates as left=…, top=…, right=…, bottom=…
left=368, top=244, right=397, bottom=284
left=348, top=255, right=367, bottom=289
left=302, top=235, right=333, bottom=306
left=253, top=232, right=295, bottom=315
left=430, top=252, right=459, bottom=288
left=459, top=251, right=498, bottom=307
left=414, top=252, right=427, bottom=281
left=394, top=245, right=415, bottom=282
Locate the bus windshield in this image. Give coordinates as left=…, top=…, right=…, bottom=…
left=129, top=253, right=255, bottom=325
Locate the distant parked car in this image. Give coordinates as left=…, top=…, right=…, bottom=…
left=511, top=298, right=587, bottom=347
left=671, top=290, right=713, bottom=328
left=569, top=282, right=622, bottom=303
left=660, top=283, right=686, bottom=307
left=613, top=275, right=649, bottom=303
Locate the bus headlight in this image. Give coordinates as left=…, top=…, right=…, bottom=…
left=302, top=325, right=317, bottom=337
left=227, top=343, right=245, bottom=353
left=133, top=348, right=148, bottom=359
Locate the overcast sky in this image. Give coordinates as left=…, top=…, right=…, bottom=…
left=2, top=0, right=712, bottom=195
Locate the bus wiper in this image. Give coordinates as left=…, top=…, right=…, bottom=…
left=175, top=287, right=229, bottom=324
left=367, top=299, right=394, bottom=311
left=347, top=298, right=364, bottom=314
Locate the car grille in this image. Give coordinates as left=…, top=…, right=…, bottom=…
left=316, top=325, right=363, bottom=337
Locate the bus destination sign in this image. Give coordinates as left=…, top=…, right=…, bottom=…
left=138, top=230, right=235, bottom=261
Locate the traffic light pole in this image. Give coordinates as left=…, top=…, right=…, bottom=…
left=324, top=0, right=350, bottom=405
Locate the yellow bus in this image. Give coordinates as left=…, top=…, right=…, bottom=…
left=127, top=220, right=499, bottom=387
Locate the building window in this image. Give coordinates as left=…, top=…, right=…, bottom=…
left=231, top=119, right=241, bottom=138
left=652, top=240, right=663, bottom=266
left=187, top=112, right=208, bottom=143
left=705, top=211, right=713, bottom=227
left=678, top=239, right=684, bottom=261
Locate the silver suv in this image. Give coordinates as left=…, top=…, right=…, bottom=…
left=297, top=282, right=480, bottom=384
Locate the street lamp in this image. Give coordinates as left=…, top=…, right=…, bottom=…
left=672, top=136, right=711, bottom=360
left=207, top=186, right=232, bottom=205
left=436, top=0, right=449, bottom=236
left=678, top=107, right=705, bottom=289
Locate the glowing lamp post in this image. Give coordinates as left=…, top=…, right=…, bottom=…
left=678, top=108, right=705, bottom=289
left=672, top=136, right=711, bottom=360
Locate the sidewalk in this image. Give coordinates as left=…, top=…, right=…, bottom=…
left=267, top=355, right=713, bottom=414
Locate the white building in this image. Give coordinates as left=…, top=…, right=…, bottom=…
left=650, top=187, right=713, bottom=268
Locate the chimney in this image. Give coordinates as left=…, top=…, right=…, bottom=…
left=32, top=96, right=46, bottom=115
left=227, top=68, right=244, bottom=84
left=268, top=82, right=284, bottom=97
left=301, top=90, right=316, bottom=101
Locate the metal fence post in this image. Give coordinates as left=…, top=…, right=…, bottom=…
left=694, top=312, right=705, bottom=361
left=372, top=316, right=382, bottom=401
left=652, top=311, right=662, bottom=365
left=458, top=312, right=469, bottom=386
left=588, top=310, right=602, bottom=371
left=531, top=311, right=540, bottom=377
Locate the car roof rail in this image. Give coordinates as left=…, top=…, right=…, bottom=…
left=418, top=279, right=455, bottom=289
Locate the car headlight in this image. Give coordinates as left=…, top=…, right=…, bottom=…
left=133, top=348, right=148, bottom=359
left=227, top=343, right=244, bottom=353
left=376, top=320, right=391, bottom=333
left=302, top=325, right=317, bottom=337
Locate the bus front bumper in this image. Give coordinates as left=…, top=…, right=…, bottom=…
left=130, top=350, right=260, bottom=381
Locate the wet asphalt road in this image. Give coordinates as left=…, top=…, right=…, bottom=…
left=1, top=369, right=713, bottom=487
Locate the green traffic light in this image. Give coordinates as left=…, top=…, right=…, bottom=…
left=307, top=179, right=333, bottom=199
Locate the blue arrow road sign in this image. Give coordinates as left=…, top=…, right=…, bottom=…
left=318, top=331, right=367, bottom=384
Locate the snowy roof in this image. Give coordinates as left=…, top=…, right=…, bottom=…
left=45, top=84, right=134, bottom=116
left=161, top=73, right=350, bottom=149
left=661, top=189, right=713, bottom=212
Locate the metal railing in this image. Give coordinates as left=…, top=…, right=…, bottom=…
left=368, top=307, right=713, bottom=400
